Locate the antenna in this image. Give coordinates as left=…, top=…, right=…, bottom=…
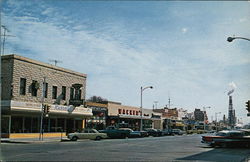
left=49, top=59, right=62, bottom=66
left=1, top=25, right=16, bottom=55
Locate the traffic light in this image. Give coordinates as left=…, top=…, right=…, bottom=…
left=246, top=100, right=250, bottom=113
left=43, top=104, right=48, bottom=114
left=47, top=104, right=51, bottom=113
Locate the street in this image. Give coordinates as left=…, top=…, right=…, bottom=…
left=1, top=134, right=250, bottom=161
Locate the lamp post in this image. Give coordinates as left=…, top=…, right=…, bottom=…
left=227, top=36, right=250, bottom=42
left=140, top=86, right=153, bottom=131
left=203, top=106, right=211, bottom=132
left=215, top=112, right=221, bottom=132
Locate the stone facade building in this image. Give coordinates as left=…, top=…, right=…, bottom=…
left=1, top=54, right=92, bottom=138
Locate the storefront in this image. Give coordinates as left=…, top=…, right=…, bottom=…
left=1, top=100, right=92, bottom=138
left=107, top=101, right=156, bottom=130
left=85, top=102, right=108, bottom=130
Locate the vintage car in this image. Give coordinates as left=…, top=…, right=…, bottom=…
left=118, top=128, right=148, bottom=138
left=67, top=129, right=108, bottom=141
left=144, top=128, right=163, bottom=137
left=201, top=129, right=250, bottom=147
left=99, top=126, right=131, bottom=138
left=171, top=129, right=185, bottom=135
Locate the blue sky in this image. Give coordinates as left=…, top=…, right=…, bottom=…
left=2, top=0, right=250, bottom=124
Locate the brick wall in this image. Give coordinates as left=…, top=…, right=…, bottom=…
left=1, top=54, right=87, bottom=105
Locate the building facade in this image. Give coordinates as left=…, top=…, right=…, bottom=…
left=107, top=101, right=162, bottom=130
left=1, top=54, right=92, bottom=138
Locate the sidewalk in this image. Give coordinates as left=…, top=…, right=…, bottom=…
left=1, top=136, right=70, bottom=144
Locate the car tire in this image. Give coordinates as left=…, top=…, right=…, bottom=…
left=95, top=136, right=101, bottom=141
left=71, top=136, right=78, bottom=141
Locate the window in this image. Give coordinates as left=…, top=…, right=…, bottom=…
left=52, top=86, right=57, bottom=99
left=19, top=78, right=26, bottom=95
left=70, top=88, right=74, bottom=100
left=62, top=86, right=66, bottom=100
left=31, top=80, right=38, bottom=96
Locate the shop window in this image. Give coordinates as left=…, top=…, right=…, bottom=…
left=11, top=116, right=23, bottom=133
left=118, top=109, right=122, bottom=114
left=133, top=110, right=135, bottom=115
left=126, top=110, right=129, bottom=115
left=19, top=78, right=26, bottom=95
left=130, top=110, right=132, bottom=115
left=123, top=109, right=125, bottom=114
left=52, top=86, right=57, bottom=99
left=62, top=86, right=66, bottom=100
left=24, top=117, right=32, bottom=133
left=31, top=117, right=39, bottom=133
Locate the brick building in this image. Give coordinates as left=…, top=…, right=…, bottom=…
left=1, top=54, right=92, bottom=138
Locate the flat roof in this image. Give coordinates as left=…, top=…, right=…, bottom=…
left=1, top=54, right=87, bottom=78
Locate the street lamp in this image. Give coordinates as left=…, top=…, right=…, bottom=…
left=227, top=36, right=250, bottom=42
left=215, top=112, right=221, bottom=132
left=203, top=106, right=211, bottom=132
left=140, top=86, right=153, bottom=131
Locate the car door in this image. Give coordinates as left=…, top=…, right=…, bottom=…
left=89, top=129, right=98, bottom=139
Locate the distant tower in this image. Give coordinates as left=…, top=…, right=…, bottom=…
left=228, top=96, right=235, bottom=128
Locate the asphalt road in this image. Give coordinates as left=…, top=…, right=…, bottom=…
left=1, top=134, right=250, bottom=161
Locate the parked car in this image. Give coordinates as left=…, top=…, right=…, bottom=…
left=119, top=128, right=141, bottom=138
left=67, top=129, right=108, bottom=141
left=162, top=129, right=173, bottom=136
left=171, top=129, right=185, bottom=135
left=99, top=126, right=130, bottom=139
left=201, top=129, right=250, bottom=147
left=144, top=128, right=163, bottom=137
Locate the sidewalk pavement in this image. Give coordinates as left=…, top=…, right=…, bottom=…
left=1, top=136, right=71, bottom=144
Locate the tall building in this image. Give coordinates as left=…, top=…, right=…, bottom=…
left=1, top=54, right=92, bottom=138
left=194, top=109, right=207, bottom=121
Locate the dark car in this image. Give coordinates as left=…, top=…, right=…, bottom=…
left=99, top=126, right=130, bottom=138
left=162, top=129, right=173, bottom=136
left=201, top=130, right=250, bottom=147
left=144, top=128, right=163, bottom=137
left=171, top=129, right=185, bottom=135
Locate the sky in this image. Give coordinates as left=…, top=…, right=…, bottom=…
left=1, top=0, right=250, bottom=124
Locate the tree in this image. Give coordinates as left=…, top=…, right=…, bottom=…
left=87, top=96, right=108, bottom=104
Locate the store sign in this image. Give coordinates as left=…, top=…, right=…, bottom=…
left=89, top=106, right=107, bottom=112
left=51, top=105, right=92, bottom=115
left=10, top=101, right=92, bottom=115
left=11, top=101, right=42, bottom=110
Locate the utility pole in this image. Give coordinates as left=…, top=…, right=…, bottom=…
left=39, top=77, right=46, bottom=140
left=168, top=97, right=171, bottom=109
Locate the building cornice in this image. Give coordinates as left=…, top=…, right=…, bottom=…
left=1, top=54, right=87, bottom=78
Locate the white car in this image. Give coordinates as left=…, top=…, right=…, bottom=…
left=67, top=129, right=108, bottom=141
